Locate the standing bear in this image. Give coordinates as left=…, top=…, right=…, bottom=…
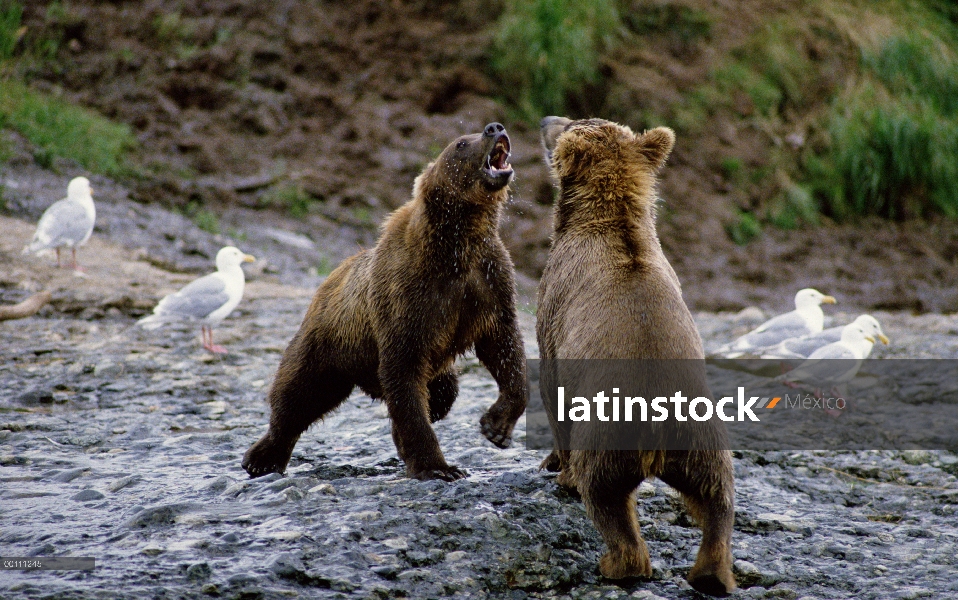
left=243, top=123, right=528, bottom=482
left=537, top=117, right=736, bottom=596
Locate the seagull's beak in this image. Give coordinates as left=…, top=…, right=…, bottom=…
left=89, top=187, right=95, bottom=196
left=865, top=335, right=875, bottom=343
left=822, top=295, right=837, bottom=304
left=243, top=254, right=256, bottom=263
left=877, top=333, right=890, bottom=344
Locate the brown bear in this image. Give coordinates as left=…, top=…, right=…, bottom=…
left=243, top=123, right=528, bottom=482
left=537, top=116, right=736, bottom=596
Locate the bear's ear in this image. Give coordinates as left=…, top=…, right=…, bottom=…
left=634, top=127, right=675, bottom=170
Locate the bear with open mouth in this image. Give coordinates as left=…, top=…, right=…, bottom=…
left=243, top=123, right=527, bottom=482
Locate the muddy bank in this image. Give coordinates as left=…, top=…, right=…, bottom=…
left=11, top=0, right=958, bottom=313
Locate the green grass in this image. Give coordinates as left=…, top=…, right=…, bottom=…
left=315, top=256, right=334, bottom=277
left=0, top=79, right=136, bottom=176
left=806, top=33, right=958, bottom=219
left=672, top=3, right=958, bottom=230
left=622, top=3, right=711, bottom=44
left=720, top=157, right=743, bottom=180
left=0, top=1, right=23, bottom=61
left=767, top=182, right=818, bottom=229
left=737, top=18, right=816, bottom=111
left=192, top=210, right=220, bottom=235
left=183, top=201, right=220, bottom=234
left=260, top=184, right=315, bottom=219
left=677, top=17, right=816, bottom=129
left=491, top=0, right=620, bottom=121
left=726, top=211, right=762, bottom=246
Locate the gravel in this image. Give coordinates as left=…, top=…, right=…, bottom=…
left=2, top=170, right=958, bottom=599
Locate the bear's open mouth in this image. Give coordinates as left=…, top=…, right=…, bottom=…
left=485, top=137, right=512, bottom=174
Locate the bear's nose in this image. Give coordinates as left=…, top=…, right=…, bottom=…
left=484, top=122, right=505, bottom=136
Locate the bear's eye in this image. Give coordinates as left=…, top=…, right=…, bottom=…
left=456, top=140, right=468, bottom=149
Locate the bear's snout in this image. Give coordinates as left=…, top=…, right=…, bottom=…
left=483, top=122, right=505, bottom=136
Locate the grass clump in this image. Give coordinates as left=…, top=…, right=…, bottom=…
left=0, top=1, right=137, bottom=176
left=0, top=79, right=136, bottom=176
left=767, top=182, right=818, bottom=229
left=622, top=3, right=711, bottom=46
left=0, top=1, right=23, bottom=61
left=261, top=184, right=314, bottom=219
left=491, top=0, right=621, bottom=121
left=726, top=211, right=762, bottom=246
left=807, top=33, right=958, bottom=219
left=679, top=18, right=816, bottom=129
left=183, top=201, right=220, bottom=235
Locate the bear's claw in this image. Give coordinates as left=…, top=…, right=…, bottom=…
left=479, top=412, right=513, bottom=448
left=687, top=571, right=735, bottom=597
left=242, top=435, right=292, bottom=478
left=539, top=450, right=561, bottom=472
left=409, top=465, right=468, bottom=482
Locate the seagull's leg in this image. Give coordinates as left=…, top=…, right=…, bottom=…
left=201, top=326, right=209, bottom=350
left=71, top=248, right=85, bottom=272
left=206, top=327, right=228, bottom=354
left=56, top=248, right=62, bottom=268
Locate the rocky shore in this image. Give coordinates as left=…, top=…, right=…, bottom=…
left=2, top=168, right=957, bottom=599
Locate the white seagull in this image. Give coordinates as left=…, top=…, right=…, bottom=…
left=777, top=321, right=885, bottom=397
left=761, top=314, right=889, bottom=359
left=715, top=288, right=836, bottom=358
left=25, top=177, right=96, bottom=270
left=138, top=246, right=255, bottom=354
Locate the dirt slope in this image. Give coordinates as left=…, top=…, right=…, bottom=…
left=10, top=0, right=958, bottom=312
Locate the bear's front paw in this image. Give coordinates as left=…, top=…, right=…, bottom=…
left=242, top=436, right=293, bottom=478
left=479, top=411, right=513, bottom=448
left=409, top=465, right=469, bottom=482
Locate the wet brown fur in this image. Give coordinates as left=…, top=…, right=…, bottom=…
left=243, top=127, right=527, bottom=482
left=537, top=117, right=735, bottom=595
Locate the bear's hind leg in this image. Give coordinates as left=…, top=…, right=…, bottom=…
left=659, top=452, right=736, bottom=597
left=243, top=348, right=355, bottom=478
left=581, top=464, right=652, bottom=580
left=427, top=368, right=458, bottom=423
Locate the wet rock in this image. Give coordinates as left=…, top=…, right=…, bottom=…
left=127, top=503, right=201, bottom=528
left=199, top=583, right=219, bottom=595
left=267, top=552, right=306, bottom=579
left=371, top=565, right=399, bottom=580
left=108, top=475, right=141, bottom=492
left=71, top=489, right=105, bottom=502
left=902, top=450, right=933, bottom=465
left=16, top=389, right=55, bottom=405
left=630, top=591, right=669, bottom=600
left=141, top=543, right=164, bottom=556
left=186, top=562, right=212, bottom=582
left=52, top=468, right=88, bottom=483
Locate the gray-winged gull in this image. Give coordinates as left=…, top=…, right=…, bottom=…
left=715, top=288, right=836, bottom=358
left=24, top=176, right=96, bottom=270
left=761, top=314, right=889, bottom=359
left=138, top=246, right=255, bottom=354
left=777, top=321, right=881, bottom=398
